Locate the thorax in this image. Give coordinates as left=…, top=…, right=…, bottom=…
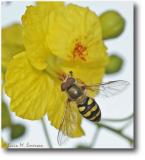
left=66, top=84, right=84, bottom=101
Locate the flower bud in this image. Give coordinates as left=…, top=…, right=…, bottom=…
left=105, top=54, right=123, bottom=74
left=99, top=10, right=125, bottom=39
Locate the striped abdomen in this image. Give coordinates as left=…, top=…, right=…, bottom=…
left=78, top=97, right=101, bottom=122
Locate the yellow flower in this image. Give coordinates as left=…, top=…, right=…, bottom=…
left=4, top=2, right=108, bottom=138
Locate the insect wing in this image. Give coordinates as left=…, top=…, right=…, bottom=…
left=86, top=80, right=129, bottom=97
left=57, top=101, right=82, bottom=145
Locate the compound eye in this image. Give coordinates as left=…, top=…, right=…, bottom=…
left=61, top=83, right=66, bottom=91
left=67, top=77, right=75, bottom=84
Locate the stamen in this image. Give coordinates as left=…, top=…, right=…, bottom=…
left=73, top=41, right=87, bottom=61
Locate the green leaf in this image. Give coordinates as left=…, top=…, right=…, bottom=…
left=106, top=54, right=123, bottom=74
left=2, top=101, right=11, bottom=129
left=99, top=10, right=125, bottom=39
left=11, top=124, right=26, bottom=140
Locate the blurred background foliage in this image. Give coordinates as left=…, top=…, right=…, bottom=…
left=1, top=2, right=133, bottom=149
left=1, top=101, right=26, bottom=149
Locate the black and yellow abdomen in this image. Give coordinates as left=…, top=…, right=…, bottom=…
left=78, top=97, right=101, bottom=122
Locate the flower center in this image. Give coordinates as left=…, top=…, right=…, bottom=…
left=73, top=41, right=87, bottom=61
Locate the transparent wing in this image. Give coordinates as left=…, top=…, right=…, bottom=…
left=85, top=80, right=129, bottom=98
left=57, top=100, right=82, bottom=145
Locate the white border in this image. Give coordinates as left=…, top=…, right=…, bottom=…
left=0, top=0, right=144, bottom=159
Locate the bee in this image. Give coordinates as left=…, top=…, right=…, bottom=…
left=57, top=71, right=129, bottom=145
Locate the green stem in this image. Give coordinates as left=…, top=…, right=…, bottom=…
left=96, top=123, right=133, bottom=145
left=41, top=118, right=52, bottom=148
left=90, top=127, right=101, bottom=147
left=121, top=120, right=133, bottom=130
left=101, top=114, right=133, bottom=122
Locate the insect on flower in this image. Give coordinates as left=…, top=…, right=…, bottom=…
left=58, top=71, right=129, bottom=145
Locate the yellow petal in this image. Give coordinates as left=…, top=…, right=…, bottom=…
left=5, top=52, right=54, bottom=120
left=57, top=55, right=108, bottom=97
left=22, top=2, right=64, bottom=70
left=44, top=52, right=108, bottom=97
left=47, top=3, right=106, bottom=62
left=2, top=23, right=25, bottom=74
left=22, top=2, right=106, bottom=69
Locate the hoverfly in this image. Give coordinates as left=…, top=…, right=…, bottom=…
left=58, top=71, right=129, bottom=145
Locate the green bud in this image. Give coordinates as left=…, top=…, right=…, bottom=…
left=99, top=10, right=125, bottom=39
left=106, top=54, right=123, bottom=74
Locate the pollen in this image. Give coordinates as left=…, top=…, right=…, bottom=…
left=73, top=41, right=87, bottom=61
